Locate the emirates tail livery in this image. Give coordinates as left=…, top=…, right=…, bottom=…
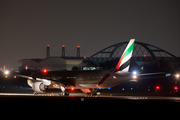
left=18, top=39, right=135, bottom=96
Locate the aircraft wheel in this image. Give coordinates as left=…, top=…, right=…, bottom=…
left=33, top=92, right=38, bottom=95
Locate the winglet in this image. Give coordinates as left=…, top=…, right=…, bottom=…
left=114, top=39, right=135, bottom=72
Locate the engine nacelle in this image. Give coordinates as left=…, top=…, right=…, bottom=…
left=27, top=79, right=33, bottom=87
left=32, top=81, right=47, bottom=93
left=27, top=80, right=47, bottom=93
left=27, top=79, right=50, bottom=93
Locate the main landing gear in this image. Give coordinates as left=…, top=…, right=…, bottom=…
left=58, top=86, right=69, bottom=96
left=86, top=89, right=98, bottom=97
left=59, top=91, right=69, bottom=96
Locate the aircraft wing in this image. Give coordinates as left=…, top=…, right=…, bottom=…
left=136, top=72, right=166, bottom=80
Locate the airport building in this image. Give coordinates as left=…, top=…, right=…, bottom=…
left=18, top=41, right=180, bottom=74
left=18, top=45, right=83, bottom=72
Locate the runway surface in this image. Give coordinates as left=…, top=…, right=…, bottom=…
left=1, top=92, right=180, bottom=101
left=1, top=92, right=180, bottom=106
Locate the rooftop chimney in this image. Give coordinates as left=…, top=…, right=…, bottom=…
left=62, top=45, right=65, bottom=57
left=46, top=45, right=50, bottom=58
left=77, top=46, right=80, bottom=57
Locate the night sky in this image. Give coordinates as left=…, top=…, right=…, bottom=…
left=0, top=0, right=180, bottom=70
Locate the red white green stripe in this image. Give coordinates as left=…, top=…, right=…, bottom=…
left=98, top=39, right=135, bottom=86
left=115, top=39, right=135, bottom=72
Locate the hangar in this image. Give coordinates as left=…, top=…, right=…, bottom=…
left=18, top=41, right=180, bottom=74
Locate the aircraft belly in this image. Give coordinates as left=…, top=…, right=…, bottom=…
left=74, top=72, right=132, bottom=89
left=98, top=75, right=131, bottom=88
left=75, top=79, right=99, bottom=88
left=78, top=84, right=98, bottom=88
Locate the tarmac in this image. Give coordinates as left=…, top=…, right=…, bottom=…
left=1, top=92, right=180, bottom=106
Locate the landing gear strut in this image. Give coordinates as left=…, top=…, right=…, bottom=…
left=59, top=91, right=69, bottom=96
left=86, top=89, right=98, bottom=97
left=33, top=92, right=38, bottom=95
left=59, top=86, right=69, bottom=96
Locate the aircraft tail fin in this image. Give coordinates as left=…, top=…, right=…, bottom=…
left=114, top=39, right=135, bottom=72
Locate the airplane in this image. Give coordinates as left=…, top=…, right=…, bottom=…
left=16, top=39, right=136, bottom=96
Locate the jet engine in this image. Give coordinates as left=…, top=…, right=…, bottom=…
left=27, top=79, right=47, bottom=93
left=32, top=81, right=47, bottom=93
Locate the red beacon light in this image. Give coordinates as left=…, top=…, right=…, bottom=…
left=174, top=86, right=178, bottom=90
left=43, top=69, right=47, bottom=73
left=156, top=86, right=160, bottom=90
